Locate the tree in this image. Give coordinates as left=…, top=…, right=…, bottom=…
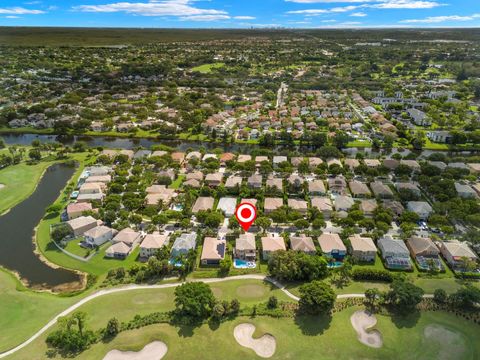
left=212, top=303, right=225, bottom=320
left=364, top=288, right=382, bottom=310
left=46, top=312, right=96, bottom=353
left=386, top=279, right=424, bottom=312
left=267, top=296, right=278, bottom=309
left=457, top=256, right=477, bottom=273
left=268, top=250, right=328, bottom=281
left=298, top=281, right=336, bottom=315
left=450, top=285, right=480, bottom=309
left=28, top=148, right=42, bottom=161
left=174, top=282, right=216, bottom=319
left=105, top=318, right=120, bottom=337
left=256, top=216, right=271, bottom=233
left=219, top=257, right=232, bottom=275
left=433, top=289, right=448, bottom=304
left=51, top=224, right=72, bottom=242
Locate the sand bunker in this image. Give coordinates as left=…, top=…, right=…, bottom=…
left=423, top=324, right=466, bottom=360
left=350, top=310, right=383, bottom=348
left=0, top=184, right=4, bottom=190
left=103, top=341, right=167, bottom=360
left=234, top=323, right=276, bottom=358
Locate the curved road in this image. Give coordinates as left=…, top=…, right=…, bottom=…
left=0, top=274, right=367, bottom=358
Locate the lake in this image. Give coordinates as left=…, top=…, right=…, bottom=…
left=0, top=163, right=81, bottom=290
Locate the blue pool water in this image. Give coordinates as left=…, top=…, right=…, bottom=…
left=168, top=259, right=183, bottom=267
left=234, top=259, right=256, bottom=269
left=327, top=261, right=343, bottom=268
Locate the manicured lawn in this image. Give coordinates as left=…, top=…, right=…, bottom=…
left=191, top=62, right=225, bottom=73
left=169, top=174, right=185, bottom=189
left=347, top=139, right=373, bottom=148
left=9, top=305, right=480, bottom=360
left=0, top=269, right=81, bottom=353
left=0, top=161, right=54, bottom=214
left=63, top=238, right=92, bottom=258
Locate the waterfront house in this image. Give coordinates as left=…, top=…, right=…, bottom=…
left=66, top=202, right=93, bottom=220
left=84, top=225, right=113, bottom=247
left=66, top=216, right=99, bottom=237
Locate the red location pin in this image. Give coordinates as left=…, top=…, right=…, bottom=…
left=235, top=202, right=257, bottom=232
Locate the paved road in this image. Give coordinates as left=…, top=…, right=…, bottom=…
left=0, top=275, right=431, bottom=358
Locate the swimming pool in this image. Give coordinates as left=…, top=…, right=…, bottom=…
left=234, top=259, right=256, bottom=269
left=327, top=261, right=343, bottom=268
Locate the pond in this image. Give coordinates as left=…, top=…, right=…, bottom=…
left=0, top=163, right=81, bottom=290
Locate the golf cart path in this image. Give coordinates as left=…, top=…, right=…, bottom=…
left=0, top=274, right=430, bottom=358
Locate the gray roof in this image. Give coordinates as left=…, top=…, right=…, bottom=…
left=378, top=236, right=410, bottom=256
left=172, top=233, right=197, bottom=252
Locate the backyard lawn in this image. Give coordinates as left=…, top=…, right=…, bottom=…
left=7, top=304, right=480, bottom=360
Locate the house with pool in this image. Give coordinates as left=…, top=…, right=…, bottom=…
left=234, top=233, right=256, bottom=268
left=318, top=232, right=347, bottom=266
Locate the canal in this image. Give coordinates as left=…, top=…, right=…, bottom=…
left=0, top=163, right=81, bottom=290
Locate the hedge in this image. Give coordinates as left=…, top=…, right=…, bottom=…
left=351, top=268, right=394, bottom=282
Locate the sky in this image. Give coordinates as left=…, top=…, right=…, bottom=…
left=0, top=0, right=479, bottom=28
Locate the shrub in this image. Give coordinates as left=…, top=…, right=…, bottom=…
left=351, top=268, right=393, bottom=282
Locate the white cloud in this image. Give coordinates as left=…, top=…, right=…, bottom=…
left=286, top=0, right=442, bottom=9
left=0, top=7, right=45, bottom=14
left=5, top=15, right=21, bottom=18
left=288, top=5, right=360, bottom=15
left=400, top=14, right=480, bottom=23
left=371, top=1, right=442, bottom=9
left=321, top=19, right=337, bottom=22
left=233, top=16, right=256, bottom=20
left=350, top=12, right=367, bottom=16
left=181, top=14, right=230, bottom=21
left=74, top=0, right=227, bottom=17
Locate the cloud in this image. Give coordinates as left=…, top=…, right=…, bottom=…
left=286, top=0, right=442, bottom=9
left=0, top=7, right=45, bottom=14
left=74, top=0, right=227, bottom=17
left=181, top=14, right=230, bottom=21
left=5, top=15, right=21, bottom=18
left=321, top=19, right=337, bottom=22
left=233, top=16, right=256, bottom=20
left=350, top=12, right=367, bottom=16
left=371, top=1, right=442, bottom=9
left=288, top=5, right=360, bottom=15
left=400, top=14, right=480, bottom=23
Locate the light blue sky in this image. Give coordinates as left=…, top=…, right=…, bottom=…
left=1, top=0, right=479, bottom=28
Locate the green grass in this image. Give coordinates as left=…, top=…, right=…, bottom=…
left=169, top=175, right=185, bottom=189
left=8, top=305, right=480, bottom=360
left=63, top=238, right=92, bottom=258
left=0, top=268, right=81, bottom=353
left=347, top=140, right=373, bottom=148
left=191, top=62, right=225, bottom=73
left=0, top=160, right=57, bottom=214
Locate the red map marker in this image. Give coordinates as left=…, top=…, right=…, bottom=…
left=235, top=202, right=257, bottom=231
